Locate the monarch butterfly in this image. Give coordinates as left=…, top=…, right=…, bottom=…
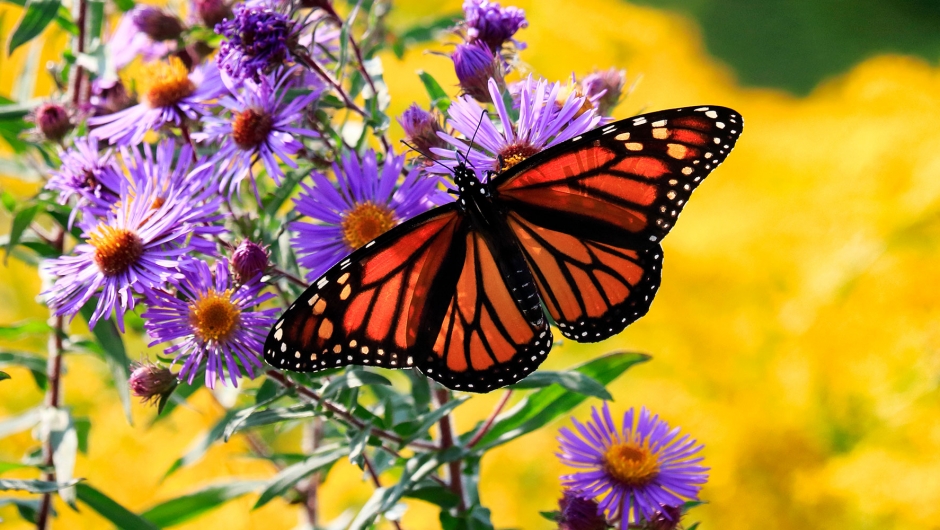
left=264, top=105, right=742, bottom=392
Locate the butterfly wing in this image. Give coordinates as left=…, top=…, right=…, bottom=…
left=264, top=203, right=551, bottom=392
left=493, top=106, right=742, bottom=340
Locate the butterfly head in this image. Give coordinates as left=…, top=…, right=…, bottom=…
left=452, top=160, right=482, bottom=191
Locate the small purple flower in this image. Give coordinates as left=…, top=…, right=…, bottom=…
left=193, top=0, right=232, bottom=28
left=28, top=102, right=72, bottom=142
left=231, top=239, right=269, bottom=282
left=558, top=489, right=608, bottom=530
left=89, top=78, right=135, bottom=117
left=45, top=137, right=123, bottom=220
left=291, top=149, right=446, bottom=281
left=581, top=68, right=629, bottom=117
left=41, top=161, right=222, bottom=331
left=106, top=6, right=177, bottom=70
left=398, top=103, right=447, bottom=159
left=431, top=76, right=602, bottom=175
left=89, top=58, right=224, bottom=146
left=132, top=6, right=185, bottom=41
left=142, top=258, right=277, bottom=388
left=129, top=360, right=178, bottom=404
left=452, top=42, right=503, bottom=102
left=557, top=404, right=708, bottom=527
left=215, top=3, right=296, bottom=83
left=193, top=69, right=320, bottom=196
left=463, top=0, right=528, bottom=51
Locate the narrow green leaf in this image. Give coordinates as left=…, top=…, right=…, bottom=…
left=0, top=320, right=50, bottom=339
left=253, top=446, right=345, bottom=509
left=222, top=403, right=318, bottom=436
left=0, top=461, right=30, bottom=475
left=222, top=389, right=289, bottom=441
left=539, top=510, right=560, bottom=522
left=86, top=0, right=104, bottom=41
left=8, top=0, right=61, bottom=55
left=141, top=481, right=263, bottom=527
left=111, top=0, right=134, bottom=12
left=0, top=190, right=16, bottom=212
left=75, top=483, right=158, bottom=529
left=473, top=352, right=650, bottom=450
left=404, top=485, right=460, bottom=509
left=417, top=70, right=451, bottom=112
left=509, top=370, right=612, bottom=400
left=321, top=369, right=392, bottom=399
left=0, top=497, right=42, bottom=523
left=4, top=203, right=40, bottom=262
left=347, top=423, right=373, bottom=462
left=164, top=410, right=239, bottom=479
left=397, top=396, right=467, bottom=447
left=0, top=370, right=9, bottom=381
left=0, top=351, right=47, bottom=389
left=0, top=103, right=34, bottom=121
left=79, top=305, right=133, bottom=424
left=0, top=478, right=80, bottom=493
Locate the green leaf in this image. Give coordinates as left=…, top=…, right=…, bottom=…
left=0, top=351, right=47, bottom=389
left=262, top=168, right=305, bottom=217
left=321, top=369, right=392, bottom=399
left=222, top=403, right=317, bottom=436
left=141, top=481, right=263, bottom=527
left=539, top=510, right=560, bottom=522
left=0, top=461, right=30, bottom=475
left=473, top=352, right=650, bottom=450
left=75, top=483, right=158, bottom=530
left=390, top=14, right=460, bottom=58
left=0, top=102, right=35, bottom=121
left=397, top=396, right=467, bottom=447
left=164, top=410, right=239, bottom=479
left=404, top=485, right=460, bottom=509
left=347, top=423, right=373, bottom=462
left=417, top=70, right=451, bottom=112
left=509, top=370, right=612, bottom=400
left=79, top=305, right=133, bottom=424
left=0, top=478, right=80, bottom=493
left=0, top=497, right=42, bottom=523
left=0, top=370, right=9, bottom=381
left=253, top=445, right=346, bottom=509
left=7, top=0, right=61, bottom=55
left=86, top=0, right=104, bottom=41
left=111, top=0, right=134, bottom=12
left=0, top=320, right=49, bottom=340
left=222, top=389, right=289, bottom=441
left=4, top=203, right=40, bottom=263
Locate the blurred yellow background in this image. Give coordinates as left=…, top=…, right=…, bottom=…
left=3, top=0, right=940, bottom=528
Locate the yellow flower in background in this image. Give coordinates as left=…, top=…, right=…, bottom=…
left=2, top=0, right=940, bottom=529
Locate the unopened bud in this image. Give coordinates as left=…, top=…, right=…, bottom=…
left=452, top=42, right=502, bottom=103
left=133, top=6, right=185, bottom=41
left=398, top=104, right=447, bottom=158
left=129, top=360, right=178, bottom=405
left=193, top=0, right=232, bottom=29
left=232, top=239, right=270, bottom=282
left=557, top=490, right=607, bottom=530
left=581, top=68, right=628, bottom=116
left=30, top=102, right=72, bottom=142
left=640, top=505, right=683, bottom=530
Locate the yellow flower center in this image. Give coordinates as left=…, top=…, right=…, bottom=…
left=232, top=108, right=274, bottom=149
left=139, top=57, right=195, bottom=108
left=602, top=439, right=661, bottom=487
left=90, top=225, right=144, bottom=277
left=189, top=289, right=241, bottom=343
left=498, top=142, right=541, bottom=171
left=341, top=201, right=396, bottom=250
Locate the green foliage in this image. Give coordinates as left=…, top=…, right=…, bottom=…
left=7, top=0, right=62, bottom=55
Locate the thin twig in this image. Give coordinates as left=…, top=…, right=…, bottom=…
left=265, top=370, right=440, bottom=451
left=467, top=390, right=512, bottom=448
left=434, top=388, right=466, bottom=512
left=271, top=265, right=307, bottom=288
left=36, top=228, right=65, bottom=530
left=293, top=49, right=367, bottom=118
left=70, top=0, right=88, bottom=105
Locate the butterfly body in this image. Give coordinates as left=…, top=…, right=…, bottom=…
left=265, top=106, right=743, bottom=392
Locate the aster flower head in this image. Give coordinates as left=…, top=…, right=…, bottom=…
left=431, top=76, right=603, bottom=175
left=129, top=359, right=178, bottom=405
left=463, top=0, right=528, bottom=52
left=28, top=102, right=72, bottom=142
left=231, top=239, right=270, bottom=282
left=142, top=258, right=277, bottom=388
left=216, top=3, right=296, bottom=83
left=558, top=489, right=608, bottom=530
left=107, top=6, right=177, bottom=70
left=292, top=149, right=447, bottom=281
left=89, top=58, right=224, bottom=146
left=452, top=42, right=503, bottom=103
left=398, top=103, right=447, bottom=158
left=41, top=163, right=220, bottom=331
left=193, top=69, right=320, bottom=196
left=581, top=68, right=629, bottom=117
left=557, top=404, right=708, bottom=528
left=45, top=137, right=122, bottom=219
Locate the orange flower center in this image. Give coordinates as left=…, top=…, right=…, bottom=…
left=90, top=225, right=144, bottom=277
left=602, top=439, right=661, bottom=487
left=341, top=201, right=396, bottom=250
left=498, top=142, right=541, bottom=171
left=557, top=82, right=594, bottom=118
left=140, top=57, right=195, bottom=108
left=189, top=289, right=241, bottom=343
left=232, top=108, right=274, bottom=149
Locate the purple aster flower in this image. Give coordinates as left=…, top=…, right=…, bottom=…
left=45, top=137, right=122, bottom=221
left=118, top=140, right=226, bottom=255
left=452, top=42, right=503, bottom=103
left=557, top=404, right=708, bottom=527
left=398, top=103, right=447, bottom=161
left=463, top=0, right=528, bottom=51
left=431, top=76, right=602, bottom=175
left=89, top=57, right=224, bottom=146
left=231, top=239, right=269, bottom=282
left=142, top=258, right=277, bottom=388
left=193, top=69, right=320, bottom=196
left=129, top=359, right=178, bottom=405
left=41, top=163, right=222, bottom=331
left=581, top=68, right=629, bottom=117
left=215, top=3, right=296, bottom=84
left=107, top=6, right=177, bottom=70
left=291, top=149, right=446, bottom=281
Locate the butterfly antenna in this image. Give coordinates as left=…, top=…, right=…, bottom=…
left=460, top=109, right=488, bottom=168
left=400, top=140, right=453, bottom=173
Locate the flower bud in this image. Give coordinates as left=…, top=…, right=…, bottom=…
left=232, top=239, right=270, bottom=282
left=463, top=0, right=528, bottom=51
left=90, top=79, right=135, bottom=116
left=132, top=6, right=185, bottom=41
left=581, top=68, right=628, bottom=116
left=30, top=103, right=72, bottom=142
left=641, top=505, right=683, bottom=530
left=452, top=42, right=503, bottom=103
left=557, top=490, right=607, bottom=530
left=193, top=0, right=232, bottom=29
left=129, top=360, right=178, bottom=405
left=398, top=104, right=447, bottom=158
